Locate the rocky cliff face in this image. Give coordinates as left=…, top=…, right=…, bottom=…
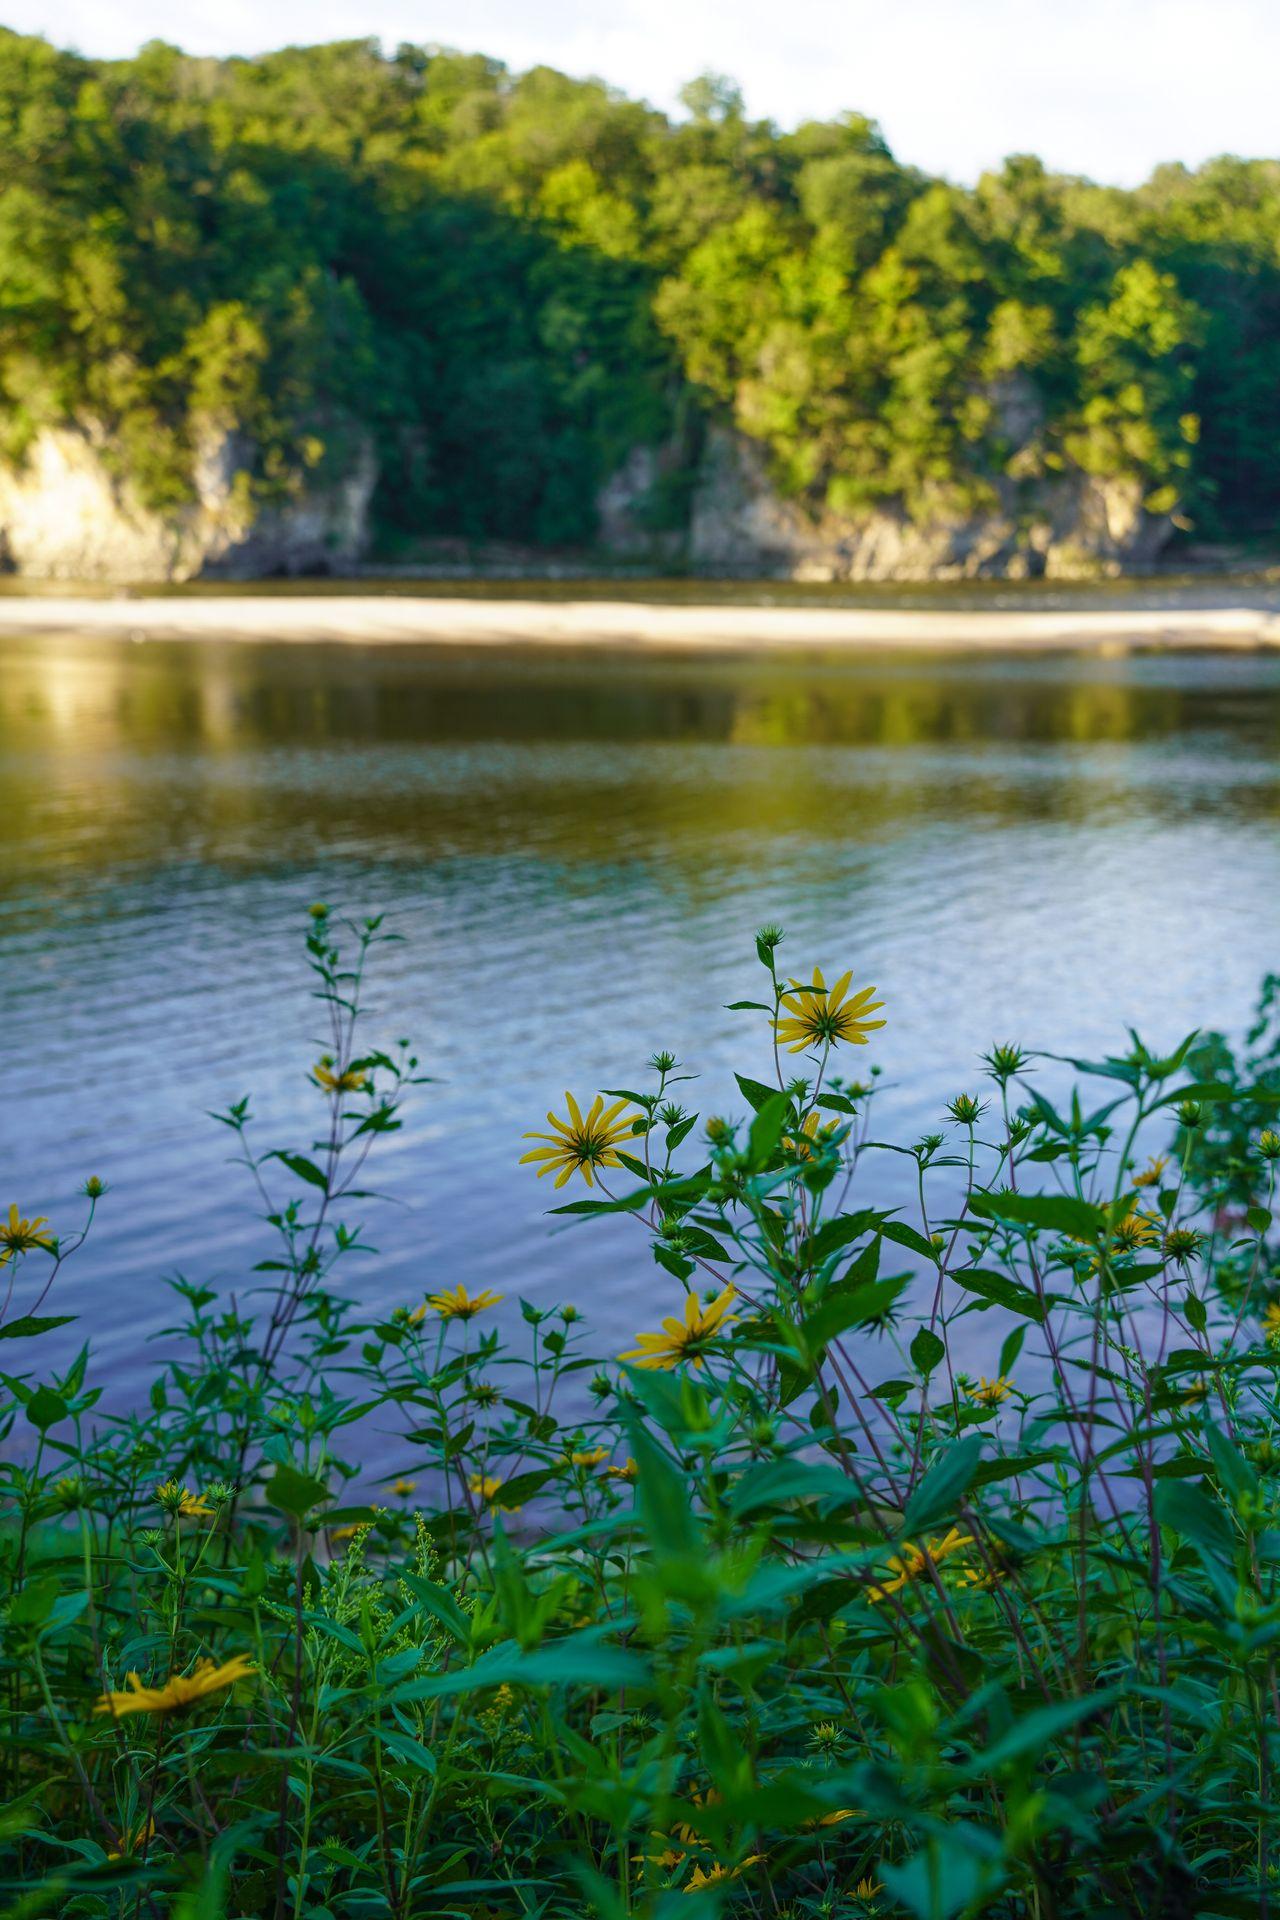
left=0, top=414, right=1170, bottom=583
left=679, top=427, right=1173, bottom=581
left=0, top=427, right=377, bottom=581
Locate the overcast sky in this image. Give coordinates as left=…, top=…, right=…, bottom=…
left=9, top=0, right=1276, bottom=186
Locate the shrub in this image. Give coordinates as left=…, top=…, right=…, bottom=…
left=3, top=909, right=1280, bottom=1918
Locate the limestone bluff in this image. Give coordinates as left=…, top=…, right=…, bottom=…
left=0, top=418, right=1168, bottom=583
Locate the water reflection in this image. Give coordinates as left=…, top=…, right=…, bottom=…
left=3, top=634, right=1280, bottom=1392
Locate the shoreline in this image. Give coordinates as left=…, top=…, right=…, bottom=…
left=1, top=591, right=1280, bottom=651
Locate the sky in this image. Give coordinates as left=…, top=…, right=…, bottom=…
left=7, top=0, right=1277, bottom=187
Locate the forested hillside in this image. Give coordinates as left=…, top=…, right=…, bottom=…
left=1, top=31, right=1279, bottom=570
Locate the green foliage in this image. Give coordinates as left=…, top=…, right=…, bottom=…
left=2, top=31, right=1280, bottom=550
left=8, top=909, right=1280, bottom=1914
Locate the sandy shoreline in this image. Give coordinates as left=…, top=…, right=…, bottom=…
left=1, top=592, right=1280, bottom=651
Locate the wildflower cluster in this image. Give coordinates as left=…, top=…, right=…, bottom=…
left=5, top=914, right=1280, bottom=1919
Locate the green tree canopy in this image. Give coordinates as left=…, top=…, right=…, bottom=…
left=0, top=28, right=1276, bottom=552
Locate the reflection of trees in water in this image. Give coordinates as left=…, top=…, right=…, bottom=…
left=4, top=640, right=1280, bottom=891
left=8, top=638, right=1280, bottom=747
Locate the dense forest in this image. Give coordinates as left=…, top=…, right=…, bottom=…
left=1, top=30, right=1279, bottom=562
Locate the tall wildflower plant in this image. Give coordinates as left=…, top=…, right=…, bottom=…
left=4, top=910, right=1280, bottom=1917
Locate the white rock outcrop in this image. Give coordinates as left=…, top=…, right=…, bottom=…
left=0, top=427, right=377, bottom=581
left=683, top=427, right=1171, bottom=580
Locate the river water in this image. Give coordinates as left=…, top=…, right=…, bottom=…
left=4, top=631, right=1280, bottom=1390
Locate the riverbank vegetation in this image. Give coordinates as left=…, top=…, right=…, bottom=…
left=3, top=32, right=1280, bottom=554
left=5, top=908, right=1280, bottom=1915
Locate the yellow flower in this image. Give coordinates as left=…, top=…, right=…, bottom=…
left=469, top=1473, right=522, bottom=1514
left=635, top=1846, right=687, bottom=1872
left=1263, top=1301, right=1280, bottom=1348
left=425, top=1285, right=503, bottom=1321
left=851, top=1878, right=884, bottom=1904
left=606, top=1457, right=639, bottom=1482
left=673, top=1787, right=721, bottom=1845
left=0, top=1204, right=54, bottom=1256
left=1111, top=1210, right=1162, bottom=1252
left=406, top=1303, right=427, bottom=1326
left=155, top=1480, right=216, bottom=1520
left=959, top=1563, right=1006, bottom=1593
left=866, top=1526, right=973, bottom=1604
left=95, top=1654, right=255, bottom=1719
left=311, top=1055, right=369, bottom=1094
left=803, top=1807, right=859, bottom=1830
left=968, top=1375, right=1011, bottom=1408
left=684, top=1858, right=763, bottom=1894
left=520, top=1092, right=641, bottom=1189
left=107, top=1817, right=155, bottom=1861
left=393, top=1478, right=417, bottom=1498
left=619, top=1286, right=738, bottom=1371
left=774, top=970, right=885, bottom=1054
left=570, top=1447, right=610, bottom=1469
left=1133, top=1155, right=1169, bottom=1189
left=783, top=1109, right=840, bottom=1161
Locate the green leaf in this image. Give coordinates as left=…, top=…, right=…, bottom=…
left=654, top=1243, right=695, bottom=1283
left=621, top=1364, right=711, bottom=1439
left=882, top=1219, right=939, bottom=1260
left=1154, top=1478, right=1235, bottom=1563
left=497, top=1468, right=555, bottom=1507
left=979, top=1689, right=1120, bottom=1768
left=746, top=1092, right=791, bottom=1170
left=951, top=1267, right=1045, bottom=1322
left=400, top=1571, right=472, bottom=1648
left=272, top=1152, right=331, bottom=1191
left=910, top=1327, right=946, bottom=1376
left=802, top=1210, right=884, bottom=1268
left=41, top=1591, right=89, bottom=1640
left=729, top=1456, right=854, bottom=1517
left=628, top=1418, right=699, bottom=1559
left=802, top=1274, right=908, bottom=1352
left=880, top=1834, right=995, bottom=1920
left=903, top=1435, right=984, bottom=1534
left=392, top=1634, right=647, bottom=1701
left=1247, top=1206, right=1272, bottom=1235
left=552, top=1172, right=709, bottom=1217
left=377, top=1727, right=437, bottom=1773
left=969, top=1190, right=1107, bottom=1242
left=734, top=1073, right=779, bottom=1114
left=1154, top=1078, right=1280, bottom=1110
left=1202, top=1419, right=1259, bottom=1505
left=25, top=1387, right=68, bottom=1432
left=9, top=1577, right=59, bottom=1627
left=264, top=1462, right=330, bottom=1520
left=997, top=1324, right=1026, bottom=1378
left=0, top=1315, right=75, bottom=1342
